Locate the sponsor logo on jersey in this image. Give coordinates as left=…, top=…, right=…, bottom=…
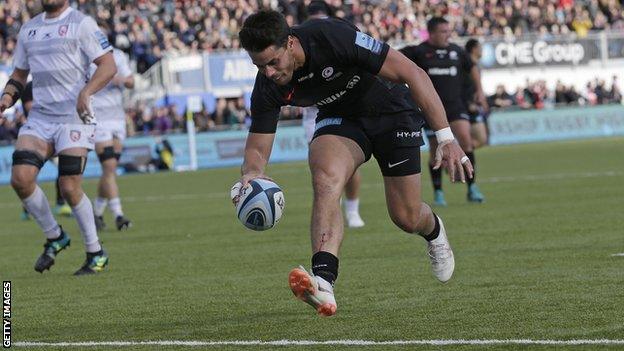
left=27, top=29, right=37, bottom=39
left=322, top=67, right=334, bottom=79
left=58, top=25, right=68, bottom=37
left=355, top=31, right=383, bottom=54
left=449, top=50, right=458, bottom=60
left=297, top=72, right=314, bottom=82
left=94, top=30, right=111, bottom=50
left=314, top=117, right=343, bottom=131
left=428, top=67, right=457, bottom=76
left=315, top=90, right=346, bottom=106
left=346, top=75, right=360, bottom=89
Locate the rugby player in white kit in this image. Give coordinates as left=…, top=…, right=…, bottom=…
left=0, top=0, right=117, bottom=275
left=91, top=23, right=134, bottom=232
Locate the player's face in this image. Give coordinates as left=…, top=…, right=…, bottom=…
left=250, top=42, right=295, bottom=86
left=473, top=44, right=482, bottom=60
left=42, top=0, right=68, bottom=12
left=429, top=23, right=451, bottom=47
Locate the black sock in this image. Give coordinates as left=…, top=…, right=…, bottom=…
left=428, top=163, right=443, bottom=191
left=422, top=213, right=440, bottom=242
left=466, top=152, right=475, bottom=186
left=55, top=177, right=65, bottom=206
left=312, top=251, right=339, bottom=285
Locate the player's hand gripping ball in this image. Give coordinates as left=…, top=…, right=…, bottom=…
left=230, top=179, right=285, bottom=231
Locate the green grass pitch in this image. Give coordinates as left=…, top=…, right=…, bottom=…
left=0, top=137, right=623, bottom=350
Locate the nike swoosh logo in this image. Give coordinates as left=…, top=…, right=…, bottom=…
left=388, top=159, right=409, bottom=168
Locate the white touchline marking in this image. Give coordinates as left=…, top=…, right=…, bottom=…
left=611, top=253, right=624, bottom=257
left=12, top=339, right=624, bottom=347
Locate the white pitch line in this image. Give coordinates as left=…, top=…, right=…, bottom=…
left=611, top=253, right=624, bottom=257
left=12, top=339, right=624, bottom=347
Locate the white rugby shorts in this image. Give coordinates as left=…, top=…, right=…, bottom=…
left=18, top=118, right=95, bottom=153
left=94, top=120, right=127, bottom=143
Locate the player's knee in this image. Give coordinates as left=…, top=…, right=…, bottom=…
left=390, top=203, right=425, bottom=234
left=58, top=178, right=81, bottom=205
left=10, top=171, right=35, bottom=196
left=312, top=167, right=345, bottom=198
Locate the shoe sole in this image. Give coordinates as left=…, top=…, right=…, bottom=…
left=288, top=268, right=336, bottom=316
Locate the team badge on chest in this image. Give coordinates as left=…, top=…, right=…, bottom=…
left=70, top=130, right=81, bottom=142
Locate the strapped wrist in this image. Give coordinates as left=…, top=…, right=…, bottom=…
left=435, top=127, right=455, bottom=143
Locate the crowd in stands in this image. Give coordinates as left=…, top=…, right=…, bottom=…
left=2, top=0, right=624, bottom=71
left=489, top=76, right=622, bottom=109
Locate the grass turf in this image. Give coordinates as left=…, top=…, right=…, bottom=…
left=0, top=137, right=622, bottom=350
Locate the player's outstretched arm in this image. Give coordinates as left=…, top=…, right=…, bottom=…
left=0, top=68, right=29, bottom=122
left=231, top=132, right=276, bottom=206
left=240, top=132, right=276, bottom=186
left=378, top=48, right=474, bottom=182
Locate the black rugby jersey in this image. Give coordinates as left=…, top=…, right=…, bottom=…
left=250, top=18, right=413, bottom=133
left=400, top=42, right=473, bottom=111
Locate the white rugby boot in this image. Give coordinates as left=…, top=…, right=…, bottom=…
left=426, top=216, right=455, bottom=283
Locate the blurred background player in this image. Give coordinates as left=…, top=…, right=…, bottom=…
left=464, top=39, right=489, bottom=149
left=19, top=82, right=73, bottom=220
left=301, top=0, right=364, bottom=228
left=401, top=17, right=487, bottom=206
left=0, top=0, right=116, bottom=275
left=92, top=22, right=134, bottom=232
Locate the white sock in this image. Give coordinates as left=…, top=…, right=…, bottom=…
left=22, top=186, right=60, bottom=239
left=108, top=197, right=123, bottom=217
left=94, top=197, right=108, bottom=216
left=72, top=194, right=102, bottom=253
left=344, top=198, right=360, bottom=214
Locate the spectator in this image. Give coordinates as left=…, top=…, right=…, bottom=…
left=489, top=84, right=515, bottom=108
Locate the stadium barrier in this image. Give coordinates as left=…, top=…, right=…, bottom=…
left=0, top=105, right=622, bottom=185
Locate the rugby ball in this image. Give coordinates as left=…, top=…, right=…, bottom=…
left=235, top=179, right=285, bottom=231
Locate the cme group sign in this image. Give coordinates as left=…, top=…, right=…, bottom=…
left=480, top=38, right=596, bottom=68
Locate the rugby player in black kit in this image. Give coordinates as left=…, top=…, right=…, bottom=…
left=401, top=17, right=487, bottom=206
left=232, top=10, right=472, bottom=316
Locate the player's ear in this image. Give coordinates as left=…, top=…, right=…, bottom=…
left=288, top=36, right=294, bottom=50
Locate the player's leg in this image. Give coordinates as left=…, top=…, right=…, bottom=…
left=470, top=114, right=488, bottom=149
left=57, top=125, right=108, bottom=275
left=108, top=137, right=131, bottom=230
left=383, top=173, right=454, bottom=282
left=426, top=131, right=446, bottom=206
left=93, top=127, right=113, bottom=230
left=344, top=169, right=364, bottom=228
left=372, top=127, right=454, bottom=283
left=450, top=118, right=484, bottom=203
left=51, top=157, right=72, bottom=217
left=11, top=134, right=70, bottom=273
left=289, top=122, right=368, bottom=317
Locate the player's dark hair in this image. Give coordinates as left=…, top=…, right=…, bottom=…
left=427, top=17, right=448, bottom=33
left=307, top=0, right=333, bottom=17
left=465, top=38, right=480, bottom=54
left=239, top=10, right=290, bottom=53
